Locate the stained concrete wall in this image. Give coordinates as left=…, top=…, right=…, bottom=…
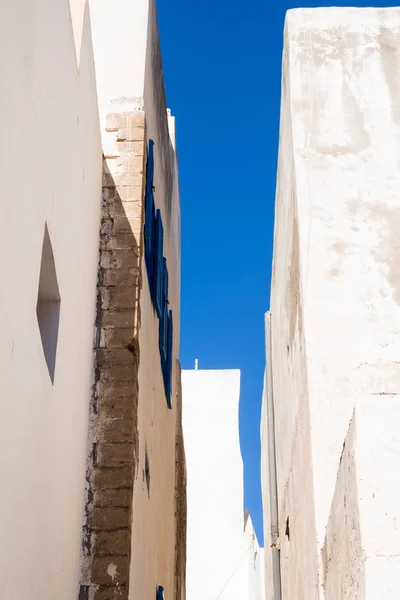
left=182, top=369, right=265, bottom=600
left=263, top=7, right=400, bottom=599
left=0, top=0, right=102, bottom=598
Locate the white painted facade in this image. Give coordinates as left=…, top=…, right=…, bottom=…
left=262, top=8, right=400, bottom=599
left=183, top=370, right=265, bottom=600
left=0, top=1, right=183, bottom=598
left=0, top=1, right=102, bottom=598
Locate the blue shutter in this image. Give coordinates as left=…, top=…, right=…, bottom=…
left=156, top=586, right=165, bottom=600
left=159, top=258, right=169, bottom=378
left=144, top=195, right=155, bottom=284
left=144, top=140, right=155, bottom=285
left=153, top=210, right=164, bottom=317
left=146, top=140, right=154, bottom=195
left=166, top=310, right=173, bottom=409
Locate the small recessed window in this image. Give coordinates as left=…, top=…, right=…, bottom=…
left=285, top=516, right=290, bottom=541
left=157, top=586, right=165, bottom=600
left=36, top=224, right=61, bottom=384
left=145, top=450, right=151, bottom=497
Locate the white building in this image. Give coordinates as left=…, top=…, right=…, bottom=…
left=182, top=369, right=265, bottom=600
left=262, top=8, right=400, bottom=600
left=0, top=1, right=185, bottom=599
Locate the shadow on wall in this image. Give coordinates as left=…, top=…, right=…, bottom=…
left=79, top=148, right=187, bottom=600
left=79, top=154, right=142, bottom=600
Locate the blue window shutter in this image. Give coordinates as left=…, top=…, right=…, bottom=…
left=157, top=586, right=165, bottom=600
left=159, top=258, right=169, bottom=371
left=144, top=194, right=155, bottom=284
left=166, top=310, right=173, bottom=409
left=144, top=140, right=155, bottom=286
left=153, top=210, right=164, bottom=317
left=146, top=140, right=154, bottom=195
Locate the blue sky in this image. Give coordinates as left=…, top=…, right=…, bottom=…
left=157, top=0, right=399, bottom=543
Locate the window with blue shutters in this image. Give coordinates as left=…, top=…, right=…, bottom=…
left=166, top=310, right=173, bottom=408
left=143, top=140, right=174, bottom=409
left=159, top=258, right=169, bottom=372
left=153, top=209, right=164, bottom=317
left=144, top=140, right=155, bottom=285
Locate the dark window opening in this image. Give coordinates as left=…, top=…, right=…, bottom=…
left=285, top=516, right=290, bottom=541
left=36, top=224, right=61, bottom=384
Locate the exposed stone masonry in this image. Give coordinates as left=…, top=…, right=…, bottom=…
left=79, top=112, right=146, bottom=600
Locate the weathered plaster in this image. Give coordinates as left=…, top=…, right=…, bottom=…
left=88, top=0, right=149, bottom=129
left=263, top=7, right=400, bottom=599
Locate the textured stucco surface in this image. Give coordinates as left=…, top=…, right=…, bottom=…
left=0, top=1, right=102, bottom=598
left=183, top=370, right=265, bottom=600
left=89, top=0, right=149, bottom=127
left=127, top=2, right=182, bottom=599
left=262, top=7, right=400, bottom=599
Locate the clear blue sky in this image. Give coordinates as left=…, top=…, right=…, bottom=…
left=157, top=0, right=399, bottom=543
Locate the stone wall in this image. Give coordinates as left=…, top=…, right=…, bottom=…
left=80, top=112, right=146, bottom=600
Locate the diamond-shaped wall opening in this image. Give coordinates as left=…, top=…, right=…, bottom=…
left=36, top=225, right=61, bottom=384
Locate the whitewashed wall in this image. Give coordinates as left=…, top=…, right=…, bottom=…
left=183, top=369, right=265, bottom=600
left=0, top=0, right=102, bottom=598
left=263, top=7, right=400, bottom=599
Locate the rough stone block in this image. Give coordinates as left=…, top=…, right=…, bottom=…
left=114, top=201, right=142, bottom=220
left=90, top=556, right=129, bottom=585
left=90, top=507, right=130, bottom=531
left=99, top=363, right=135, bottom=383
left=92, top=529, right=130, bottom=556
left=93, top=585, right=128, bottom=600
left=103, top=187, right=116, bottom=202
left=108, top=288, right=136, bottom=310
left=115, top=185, right=144, bottom=203
left=97, top=443, right=134, bottom=468
left=93, top=488, right=132, bottom=508
left=98, top=382, right=136, bottom=400
left=101, top=250, right=138, bottom=271
left=101, top=328, right=137, bottom=349
left=100, top=235, right=138, bottom=252
left=96, top=397, right=133, bottom=420
left=97, top=348, right=136, bottom=366
left=114, top=216, right=142, bottom=235
left=96, top=419, right=134, bottom=444
left=101, top=311, right=135, bottom=330
left=102, top=268, right=139, bottom=287
left=92, top=467, right=133, bottom=490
